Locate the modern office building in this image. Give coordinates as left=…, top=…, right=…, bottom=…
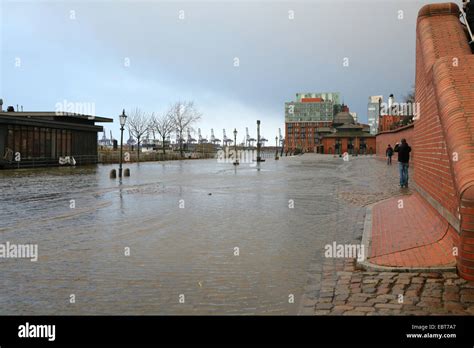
left=349, top=112, right=358, bottom=123
left=284, top=93, right=375, bottom=154
left=285, top=92, right=342, bottom=152
left=0, top=108, right=112, bottom=169
left=367, top=95, right=383, bottom=135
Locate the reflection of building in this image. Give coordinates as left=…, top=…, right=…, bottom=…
left=368, top=95, right=383, bottom=135
left=0, top=109, right=112, bottom=168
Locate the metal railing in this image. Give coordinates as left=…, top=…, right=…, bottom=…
left=1, top=155, right=99, bottom=169
left=461, top=4, right=474, bottom=45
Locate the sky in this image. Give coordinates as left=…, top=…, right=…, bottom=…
left=0, top=0, right=462, bottom=143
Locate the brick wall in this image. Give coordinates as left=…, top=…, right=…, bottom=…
left=415, top=3, right=474, bottom=280
left=376, top=124, right=414, bottom=162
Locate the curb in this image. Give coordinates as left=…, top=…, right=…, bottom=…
left=357, top=201, right=457, bottom=273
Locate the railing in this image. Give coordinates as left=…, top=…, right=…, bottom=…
left=461, top=5, right=474, bottom=45
left=0, top=155, right=99, bottom=169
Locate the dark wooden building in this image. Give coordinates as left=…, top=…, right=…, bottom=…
left=0, top=111, right=113, bottom=169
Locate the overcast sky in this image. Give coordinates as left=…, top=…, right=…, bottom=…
left=0, top=0, right=461, bottom=142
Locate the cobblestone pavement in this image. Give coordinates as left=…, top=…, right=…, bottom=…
left=300, top=156, right=474, bottom=315
left=301, top=258, right=474, bottom=315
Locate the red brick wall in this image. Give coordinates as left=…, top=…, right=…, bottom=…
left=414, top=5, right=466, bottom=220
left=285, top=122, right=331, bottom=152
left=415, top=3, right=474, bottom=280
left=376, top=125, right=414, bottom=162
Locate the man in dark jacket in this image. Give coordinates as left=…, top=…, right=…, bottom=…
left=394, top=138, right=411, bottom=188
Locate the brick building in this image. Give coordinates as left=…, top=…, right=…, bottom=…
left=285, top=98, right=376, bottom=154
left=321, top=112, right=376, bottom=155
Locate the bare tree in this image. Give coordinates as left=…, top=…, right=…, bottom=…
left=404, top=85, right=415, bottom=103
left=169, top=101, right=202, bottom=158
left=127, top=107, right=150, bottom=162
left=150, top=111, right=174, bottom=155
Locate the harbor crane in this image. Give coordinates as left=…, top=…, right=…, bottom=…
left=198, top=128, right=208, bottom=144
left=223, top=129, right=233, bottom=147
left=246, top=127, right=256, bottom=147
left=210, top=129, right=221, bottom=145
left=187, top=128, right=197, bottom=144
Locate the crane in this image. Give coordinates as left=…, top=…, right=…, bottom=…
left=210, top=129, right=221, bottom=145
left=198, top=128, right=208, bottom=144
left=187, top=128, right=196, bottom=144
left=279, top=128, right=284, bottom=146
left=246, top=127, right=256, bottom=147
left=223, top=129, right=233, bottom=147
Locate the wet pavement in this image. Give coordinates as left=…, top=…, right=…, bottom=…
left=0, top=154, right=410, bottom=315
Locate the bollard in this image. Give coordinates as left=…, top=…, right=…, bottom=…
left=110, top=169, right=117, bottom=179
left=124, top=168, right=130, bottom=177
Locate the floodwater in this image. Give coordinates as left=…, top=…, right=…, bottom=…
left=0, top=154, right=393, bottom=315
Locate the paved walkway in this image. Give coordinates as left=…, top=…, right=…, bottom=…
left=308, top=259, right=474, bottom=315
left=366, top=192, right=456, bottom=269
left=300, top=156, right=473, bottom=315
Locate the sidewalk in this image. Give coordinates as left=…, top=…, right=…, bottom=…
left=300, top=157, right=474, bottom=316
left=359, top=191, right=457, bottom=271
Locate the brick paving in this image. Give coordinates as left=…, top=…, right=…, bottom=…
left=369, top=192, right=456, bottom=268
left=304, top=259, right=474, bottom=316
left=299, top=155, right=474, bottom=315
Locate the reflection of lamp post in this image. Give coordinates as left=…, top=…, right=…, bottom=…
left=233, top=128, right=239, bottom=165
left=119, top=109, right=127, bottom=178
left=275, top=136, right=279, bottom=160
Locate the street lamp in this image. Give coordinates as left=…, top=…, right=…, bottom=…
left=275, top=136, right=279, bottom=160
left=233, top=128, right=239, bottom=165
left=119, top=109, right=127, bottom=178
left=256, top=120, right=262, bottom=162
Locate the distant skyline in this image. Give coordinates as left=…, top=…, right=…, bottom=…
left=0, top=0, right=461, bottom=142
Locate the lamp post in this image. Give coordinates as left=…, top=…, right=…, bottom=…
left=275, top=136, right=279, bottom=160
left=119, top=109, right=127, bottom=178
left=233, top=128, right=239, bottom=165
left=256, top=120, right=262, bottom=162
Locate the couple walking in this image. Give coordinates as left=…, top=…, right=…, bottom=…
left=386, top=139, right=411, bottom=188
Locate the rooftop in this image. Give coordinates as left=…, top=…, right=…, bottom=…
left=0, top=111, right=113, bottom=123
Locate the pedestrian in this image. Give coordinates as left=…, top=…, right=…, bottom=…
left=386, top=144, right=393, bottom=165
left=394, top=138, right=412, bottom=188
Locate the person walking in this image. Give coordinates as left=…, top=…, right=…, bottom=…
left=386, top=144, right=393, bottom=165
left=394, top=138, right=411, bottom=188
